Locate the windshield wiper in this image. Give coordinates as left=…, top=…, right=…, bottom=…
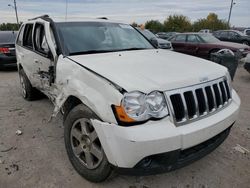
left=69, top=48, right=149, bottom=56
left=117, top=47, right=148, bottom=51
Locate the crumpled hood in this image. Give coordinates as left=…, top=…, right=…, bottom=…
left=69, top=49, right=227, bottom=93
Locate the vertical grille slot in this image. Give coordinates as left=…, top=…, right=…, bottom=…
left=213, top=84, right=222, bottom=107
left=195, top=89, right=206, bottom=114
left=224, top=80, right=231, bottom=99
left=170, top=94, right=185, bottom=122
left=205, top=86, right=215, bottom=111
left=184, top=91, right=196, bottom=118
left=219, top=82, right=227, bottom=103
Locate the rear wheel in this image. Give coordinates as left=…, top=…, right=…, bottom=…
left=19, top=69, right=39, bottom=101
left=64, top=104, right=112, bottom=182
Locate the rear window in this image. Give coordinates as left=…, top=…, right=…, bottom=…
left=0, top=32, right=17, bottom=44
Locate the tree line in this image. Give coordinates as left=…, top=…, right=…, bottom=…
left=0, top=23, right=20, bottom=31
left=0, top=12, right=228, bottom=32
left=132, top=13, right=229, bottom=33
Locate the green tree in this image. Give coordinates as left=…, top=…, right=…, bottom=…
left=163, top=15, right=192, bottom=32
left=192, top=13, right=229, bottom=31
left=0, top=23, right=20, bottom=31
left=145, top=20, right=164, bottom=33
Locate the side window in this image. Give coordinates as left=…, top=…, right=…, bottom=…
left=16, top=25, right=25, bottom=45
left=23, top=24, right=34, bottom=49
left=187, top=35, right=198, bottom=43
left=228, top=31, right=239, bottom=38
left=246, top=30, right=250, bottom=36
left=33, top=23, right=50, bottom=55
left=175, top=35, right=186, bottom=42
left=220, top=31, right=228, bottom=38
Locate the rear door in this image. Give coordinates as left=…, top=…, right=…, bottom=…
left=185, top=34, right=200, bottom=56
left=171, top=34, right=187, bottom=53
left=17, top=23, right=42, bottom=87
left=228, top=31, right=241, bottom=43
left=219, top=31, right=229, bottom=41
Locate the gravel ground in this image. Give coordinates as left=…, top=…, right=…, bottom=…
left=0, top=67, right=249, bottom=188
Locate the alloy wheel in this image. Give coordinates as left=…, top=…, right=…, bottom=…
left=70, top=118, right=103, bottom=169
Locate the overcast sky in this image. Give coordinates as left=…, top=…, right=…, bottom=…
left=0, top=0, right=249, bottom=27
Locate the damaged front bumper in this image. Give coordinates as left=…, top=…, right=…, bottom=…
left=91, top=90, right=240, bottom=172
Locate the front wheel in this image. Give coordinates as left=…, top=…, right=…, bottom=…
left=64, top=104, right=112, bottom=182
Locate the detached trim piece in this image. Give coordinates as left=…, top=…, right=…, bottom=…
left=66, top=57, right=127, bottom=94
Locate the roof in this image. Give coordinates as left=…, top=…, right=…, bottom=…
left=24, top=15, right=128, bottom=25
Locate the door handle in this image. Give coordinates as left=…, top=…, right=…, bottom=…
left=34, top=59, right=39, bottom=64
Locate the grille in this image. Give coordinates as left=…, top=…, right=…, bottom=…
left=165, top=77, right=232, bottom=125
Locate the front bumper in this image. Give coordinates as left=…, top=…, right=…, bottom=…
left=92, top=90, right=240, bottom=169
left=114, top=124, right=233, bottom=176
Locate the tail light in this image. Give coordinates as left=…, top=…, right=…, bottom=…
left=0, top=47, right=10, bottom=54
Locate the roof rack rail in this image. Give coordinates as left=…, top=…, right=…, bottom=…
left=28, top=15, right=49, bottom=21
left=97, top=17, right=108, bottom=20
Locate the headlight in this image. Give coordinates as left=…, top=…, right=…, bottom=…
left=146, top=91, right=169, bottom=118
left=239, top=48, right=245, bottom=52
left=122, top=91, right=148, bottom=121
left=113, top=91, right=169, bottom=125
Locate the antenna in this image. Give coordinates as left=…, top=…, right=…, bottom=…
left=65, top=0, right=68, bottom=21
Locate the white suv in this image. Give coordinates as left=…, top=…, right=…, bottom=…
left=15, top=15, right=240, bottom=182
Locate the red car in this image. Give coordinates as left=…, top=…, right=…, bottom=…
left=169, top=33, right=250, bottom=59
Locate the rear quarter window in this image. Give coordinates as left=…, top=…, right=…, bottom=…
left=23, top=24, right=34, bottom=49
left=16, top=25, right=25, bottom=46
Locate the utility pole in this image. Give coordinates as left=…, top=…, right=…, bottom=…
left=14, top=0, right=19, bottom=25
left=65, top=0, right=68, bottom=21
left=228, top=0, right=235, bottom=26
left=8, top=0, right=19, bottom=25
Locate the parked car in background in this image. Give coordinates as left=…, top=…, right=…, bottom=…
left=243, top=29, right=250, bottom=36
left=169, top=33, right=250, bottom=59
left=0, top=31, right=17, bottom=69
left=199, top=29, right=212, bottom=33
left=213, top=30, right=250, bottom=46
left=156, top=32, right=178, bottom=40
left=137, top=28, right=173, bottom=50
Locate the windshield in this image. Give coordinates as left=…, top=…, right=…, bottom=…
left=56, top=22, right=154, bottom=55
left=198, top=34, right=220, bottom=43
left=234, top=30, right=247, bottom=36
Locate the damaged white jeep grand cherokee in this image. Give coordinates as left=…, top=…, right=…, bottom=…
left=16, top=15, right=240, bottom=182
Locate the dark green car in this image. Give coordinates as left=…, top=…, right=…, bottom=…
left=213, top=30, right=250, bottom=46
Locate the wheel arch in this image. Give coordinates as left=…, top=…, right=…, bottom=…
left=62, top=95, right=103, bottom=122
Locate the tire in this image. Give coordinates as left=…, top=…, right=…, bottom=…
left=242, top=41, right=249, bottom=46
left=64, top=104, right=112, bottom=182
left=19, top=69, right=39, bottom=101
